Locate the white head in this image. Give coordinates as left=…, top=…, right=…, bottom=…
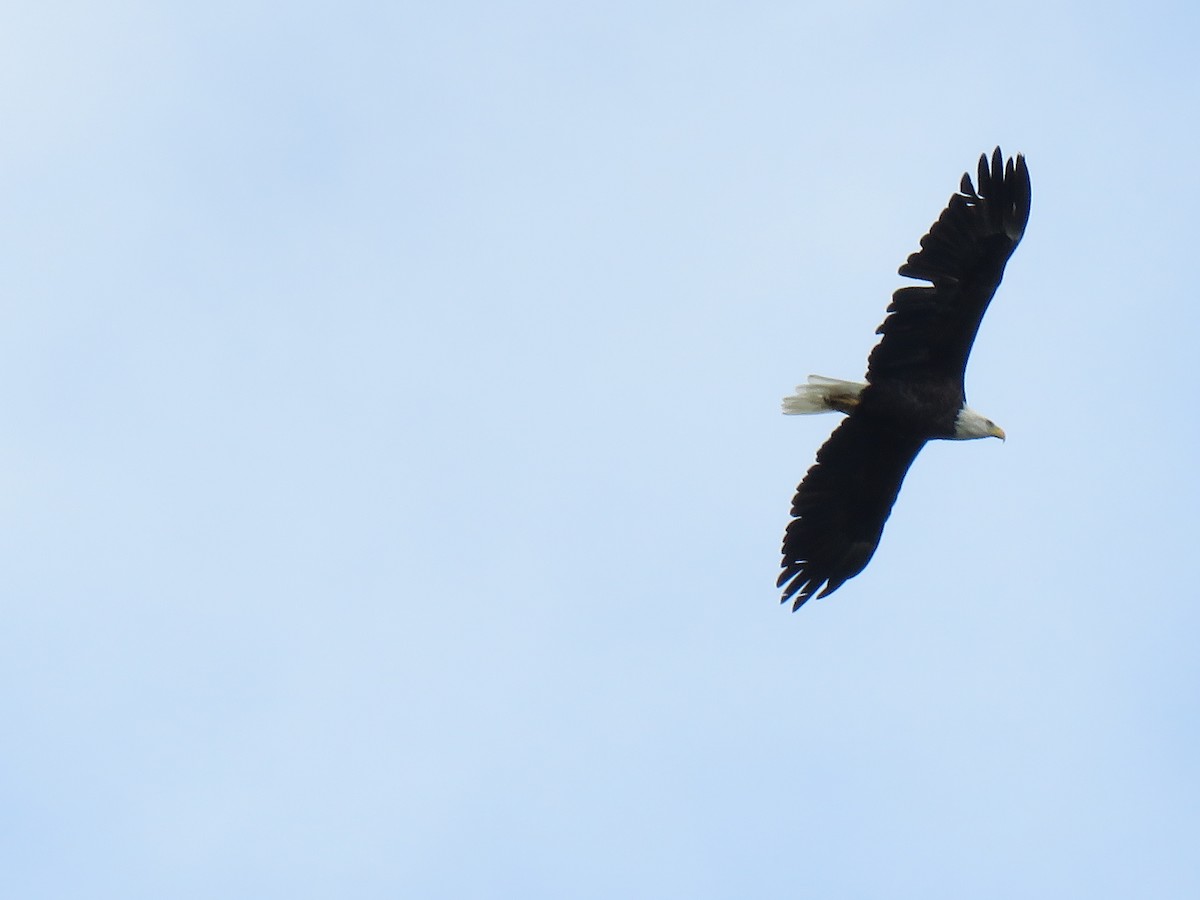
left=953, top=406, right=1006, bottom=441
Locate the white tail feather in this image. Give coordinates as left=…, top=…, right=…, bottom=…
left=781, top=375, right=866, bottom=415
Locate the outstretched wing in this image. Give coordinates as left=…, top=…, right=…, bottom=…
left=778, top=416, right=926, bottom=610
left=866, top=148, right=1031, bottom=386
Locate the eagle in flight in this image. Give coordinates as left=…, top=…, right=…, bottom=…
left=778, top=148, right=1031, bottom=610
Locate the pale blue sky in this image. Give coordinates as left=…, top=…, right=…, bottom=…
left=2, top=1, right=1199, bottom=897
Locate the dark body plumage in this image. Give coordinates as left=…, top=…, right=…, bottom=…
left=778, top=149, right=1031, bottom=610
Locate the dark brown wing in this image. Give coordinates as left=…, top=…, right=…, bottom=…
left=778, top=415, right=926, bottom=610
left=866, top=148, right=1031, bottom=386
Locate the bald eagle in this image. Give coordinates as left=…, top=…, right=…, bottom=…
left=778, top=148, right=1030, bottom=610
